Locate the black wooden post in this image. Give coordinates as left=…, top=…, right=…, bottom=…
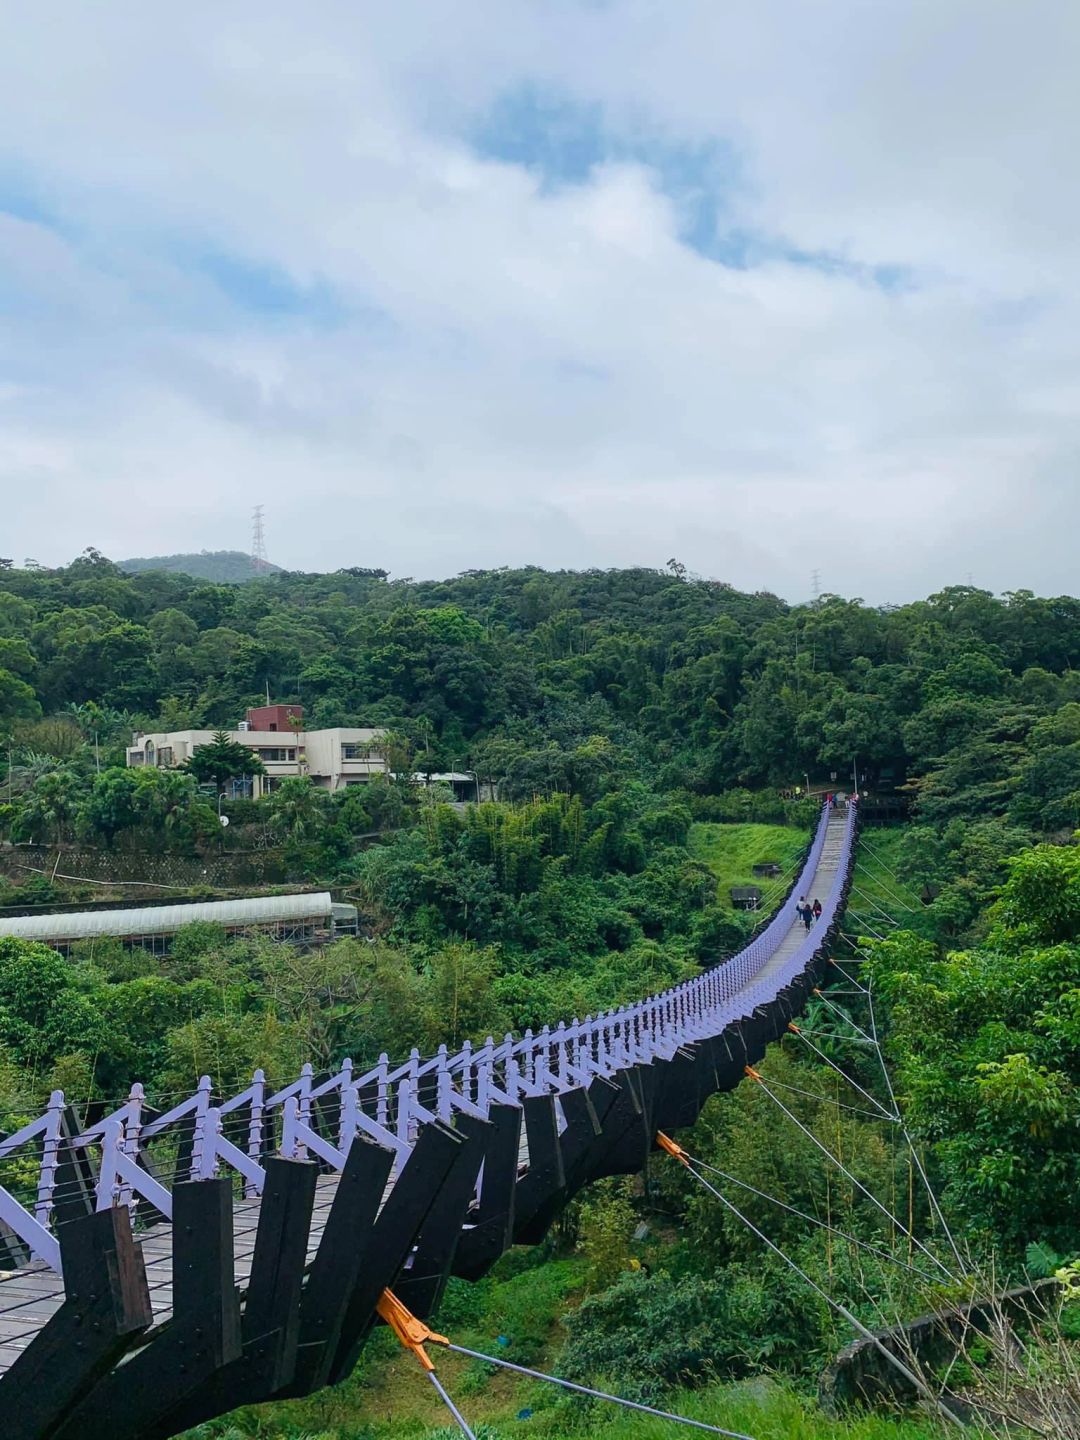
left=54, top=1177, right=242, bottom=1440
left=394, top=1111, right=489, bottom=1319
left=327, top=1118, right=464, bottom=1384
left=0, top=1207, right=152, bottom=1440
left=511, top=1093, right=566, bottom=1243
left=453, top=1101, right=522, bottom=1280
left=285, top=1134, right=395, bottom=1396
left=159, top=1156, right=317, bottom=1435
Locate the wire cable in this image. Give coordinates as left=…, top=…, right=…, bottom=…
left=673, top=1156, right=964, bottom=1430
left=864, top=986, right=968, bottom=1276
left=744, top=1070, right=951, bottom=1278
left=811, top=990, right=876, bottom=1044
left=745, top=1067, right=895, bottom=1124
left=678, top=1155, right=939, bottom=1282
left=441, top=1341, right=757, bottom=1438
left=428, top=1371, right=478, bottom=1438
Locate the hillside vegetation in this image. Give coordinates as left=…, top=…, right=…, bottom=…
left=118, top=548, right=283, bottom=583
left=2, top=556, right=1080, bottom=1436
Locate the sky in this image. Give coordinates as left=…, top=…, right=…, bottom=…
left=2, top=1, right=1079, bottom=604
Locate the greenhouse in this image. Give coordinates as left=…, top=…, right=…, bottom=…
left=0, top=892, right=358, bottom=952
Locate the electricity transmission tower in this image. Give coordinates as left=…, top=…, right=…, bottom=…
left=251, top=505, right=268, bottom=572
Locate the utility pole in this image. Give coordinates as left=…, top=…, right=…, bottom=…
left=251, top=505, right=268, bottom=573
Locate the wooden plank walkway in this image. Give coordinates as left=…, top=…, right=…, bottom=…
left=0, top=810, right=848, bottom=1377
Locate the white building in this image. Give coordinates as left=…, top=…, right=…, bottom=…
left=127, top=705, right=389, bottom=795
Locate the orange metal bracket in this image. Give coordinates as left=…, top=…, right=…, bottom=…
left=377, top=1288, right=449, bottom=1372
left=655, top=1131, right=690, bottom=1166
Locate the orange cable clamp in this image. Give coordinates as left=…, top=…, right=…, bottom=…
left=655, top=1131, right=690, bottom=1165
left=376, top=1288, right=449, bottom=1372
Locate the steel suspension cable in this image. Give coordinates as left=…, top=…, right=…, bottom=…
left=864, top=986, right=967, bottom=1276
left=743, top=1069, right=951, bottom=1277
left=811, top=989, right=876, bottom=1043
left=742, top=1069, right=895, bottom=1124
left=654, top=1137, right=964, bottom=1430
left=854, top=862, right=918, bottom=913
left=826, top=957, right=869, bottom=992
left=678, top=1155, right=939, bottom=1282
left=844, top=903, right=894, bottom=942
left=785, top=1025, right=899, bottom=1120
left=439, top=1343, right=757, bottom=1438
left=851, top=885, right=903, bottom=929
left=427, top=1372, right=478, bottom=1438
left=855, top=844, right=919, bottom=910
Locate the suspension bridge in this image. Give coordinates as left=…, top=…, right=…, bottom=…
left=0, top=799, right=857, bottom=1440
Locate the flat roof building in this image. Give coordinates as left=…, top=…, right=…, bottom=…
left=127, top=706, right=389, bottom=795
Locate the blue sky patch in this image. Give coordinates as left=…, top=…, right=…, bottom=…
left=197, top=250, right=345, bottom=324
left=470, top=84, right=742, bottom=261
left=469, top=87, right=918, bottom=294
left=0, top=167, right=70, bottom=234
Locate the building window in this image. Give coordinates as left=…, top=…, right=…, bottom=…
left=145, top=741, right=155, bottom=765
left=129, top=752, right=145, bottom=766
left=258, top=748, right=296, bottom=762
left=158, top=746, right=173, bottom=767
left=342, top=743, right=382, bottom=761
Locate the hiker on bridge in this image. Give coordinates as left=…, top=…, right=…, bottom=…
left=797, top=898, right=813, bottom=930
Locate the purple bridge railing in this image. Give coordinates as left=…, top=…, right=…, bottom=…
left=0, top=800, right=856, bottom=1275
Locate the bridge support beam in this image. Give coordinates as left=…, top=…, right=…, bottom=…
left=284, top=1134, right=395, bottom=1397
left=0, top=1207, right=152, bottom=1440
left=453, top=1102, right=523, bottom=1281
left=396, top=1111, right=489, bottom=1319
left=54, top=1177, right=241, bottom=1440
left=155, top=1157, right=317, bottom=1435
left=327, top=1119, right=465, bottom=1384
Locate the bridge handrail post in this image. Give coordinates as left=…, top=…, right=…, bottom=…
left=376, top=1052, right=390, bottom=1127
left=189, top=1075, right=213, bottom=1183
left=435, top=1045, right=451, bottom=1122
left=34, top=1088, right=66, bottom=1229
left=476, top=1036, right=494, bottom=1111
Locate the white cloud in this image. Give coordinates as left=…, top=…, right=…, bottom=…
left=1, top=1, right=1078, bottom=601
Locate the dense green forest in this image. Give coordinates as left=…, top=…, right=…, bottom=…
left=117, top=550, right=284, bottom=583
left=3, top=553, right=1080, bottom=1438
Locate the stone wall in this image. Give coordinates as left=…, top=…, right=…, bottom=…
left=819, top=1279, right=1060, bottom=1415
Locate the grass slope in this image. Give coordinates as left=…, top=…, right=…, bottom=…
left=688, top=822, right=810, bottom=910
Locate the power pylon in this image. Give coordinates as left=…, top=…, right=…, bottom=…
left=251, top=505, right=268, bottom=572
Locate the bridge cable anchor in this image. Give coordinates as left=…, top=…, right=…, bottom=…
left=376, top=1289, right=477, bottom=1438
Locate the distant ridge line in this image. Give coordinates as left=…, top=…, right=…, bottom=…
left=118, top=549, right=283, bottom=583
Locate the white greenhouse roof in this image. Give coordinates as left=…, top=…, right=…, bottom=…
left=0, top=892, right=334, bottom=944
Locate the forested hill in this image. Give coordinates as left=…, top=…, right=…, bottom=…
left=118, top=549, right=283, bottom=583
left=6, top=553, right=1080, bottom=1435
left=2, top=551, right=1080, bottom=838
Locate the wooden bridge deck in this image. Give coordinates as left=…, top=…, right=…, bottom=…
left=0, top=810, right=849, bottom=1376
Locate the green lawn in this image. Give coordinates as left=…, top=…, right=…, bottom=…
left=194, top=1371, right=949, bottom=1439
left=688, top=822, right=810, bottom=912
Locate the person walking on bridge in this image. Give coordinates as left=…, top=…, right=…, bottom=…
left=812, top=898, right=822, bottom=921
left=797, top=898, right=813, bottom=930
